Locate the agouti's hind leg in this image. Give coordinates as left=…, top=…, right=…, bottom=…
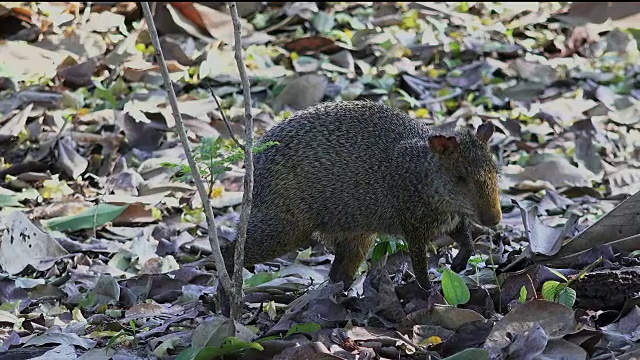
left=328, top=233, right=377, bottom=288
left=223, top=213, right=312, bottom=276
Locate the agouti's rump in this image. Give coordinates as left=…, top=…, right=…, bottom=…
left=224, top=101, right=502, bottom=290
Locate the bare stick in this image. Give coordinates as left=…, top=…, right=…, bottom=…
left=207, top=86, right=245, bottom=151
left=229, top=1, right=254, bottom=321
left=140, top=3, right=232, bottom=297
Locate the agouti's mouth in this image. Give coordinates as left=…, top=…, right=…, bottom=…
left=479, top=211, right=502, bottom=226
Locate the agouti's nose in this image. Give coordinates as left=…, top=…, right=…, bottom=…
left=479, top=209, right=501, bottom=226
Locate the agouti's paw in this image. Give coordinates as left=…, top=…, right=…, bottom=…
left=450, top=252, right=471, bottom=273
left=450, top=258, right=467, bottom=273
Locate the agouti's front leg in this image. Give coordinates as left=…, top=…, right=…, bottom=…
left=450, top=219, right=474, bottom=273
left=406, top=236, right=432, bottom=290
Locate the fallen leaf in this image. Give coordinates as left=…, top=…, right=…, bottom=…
left=0, top=42, right=66, bottom=82
left=0, top=211, right=68, bottom=275
left=273, top=74, right=329, bottom=112
left=43, top=204, right=130, bottom=232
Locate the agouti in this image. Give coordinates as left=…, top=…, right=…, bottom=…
left=222, top=101, right=502, bottom=290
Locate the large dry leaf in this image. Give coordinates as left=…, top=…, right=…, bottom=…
left=0, top=103, right=33, bottom=136
left=171, top=3, right=253, bottom=45
left=56, top=137, right=89, bottom=179
left=0, top=42, right=66, bottom=83
left=513, top=201, right=579, bottom=257
left=0, top=211, right=68, bottom=275
left=535, top=190, right=640, bottom=264
left=520, top=157, right=595, bottom=188
left=484, top=300, right=578, bottom=354
left=199, top=44, right=241, bottom=83
left=37, top=29, right=107, bottom=59
left=272, top=74, right=329, bottom=112
left=81, top=11, right=126, bottom=33
left=559, top=2, right=640, bottom=27
left=399, top=305, right=486, bottom=332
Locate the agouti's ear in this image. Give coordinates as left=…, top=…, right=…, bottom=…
left=428, top=135, right=459, bottom=154
left=476, top=122, right=494, bottom=143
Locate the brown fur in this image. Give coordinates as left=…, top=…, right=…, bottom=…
left=222, top=101, right=502, bottom=290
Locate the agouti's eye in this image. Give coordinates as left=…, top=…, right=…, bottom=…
left=456, top=175, right=466, bottom=183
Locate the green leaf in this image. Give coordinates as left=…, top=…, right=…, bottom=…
left=105, top=330, right=129, bottom=351
left=442, top=348, right=489, bottom=360
left=194, top=337, right=264, bottom=360
left=244, top=272, right=280, bottom=289
left=176, top=347, right=199, bottom=360
left=256, top=334, right=282, bottom=343
left=43, top=204, right=129, bottom=232
left=556, top=287, right=576, bottom=308
left=0, top=194, right=23, bottom=207
left=285, top=322, right=321, bottom=337
left=441, top=268, right=470, bottom=306
left=541, top=280, right=561, bottom=302
left=371, top=241, right=391, bottom=263
left=547, top=268, right=568, bottom=282
left=519, top=286, right=527, bottom=303
left=78, top=291, right=96, bottom=309
left=312, top=12, right=335, bottom=33
left=221, top=337, right=263, bottom=352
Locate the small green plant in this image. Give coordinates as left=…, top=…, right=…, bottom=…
left=541, top=271, right=576, bottom=308
left=243, top=271, right=281, bottom=289
left=176, top=337, right=264, bottom=360
left=284, top=322, right=321, bottom=337
left=519, top=286, right=527, bottom=303
left=163, top=137, right=278, bottom=195
left=371, top=235, right=408, bottom=263
left=256, top=322, right=322, bottom=343
left=105, top=320, right=138, bottom=352
left=541, top=257, right=602, bottom=308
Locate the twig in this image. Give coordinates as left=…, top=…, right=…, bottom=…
left=140, top=3, right=233, bottom=297
left=81, top=2, right=92, bottom=25
left=207, top=86, right=245, bottom=151
left=420, top=88, right=463, bottom=105
left=229, top=1, right=255, bottom=321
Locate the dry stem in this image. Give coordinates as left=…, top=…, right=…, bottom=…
left=229, top=1, right=255, bottom=321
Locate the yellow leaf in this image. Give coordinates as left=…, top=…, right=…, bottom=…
left=17, top=128, right=30, bottom=142
left=415, top=108, right=429, bottom=118
left=72, top=308, right=86, bottom=322
left=401, top=9, right=419, bottom=29
left=426, top=68, right=446, bottom=78
left=210, top=185, right=224, bottom=199
left=290, top=52, right=299, bottom=61
left=151, top=207, right=163, bottom=220
left=39, top=176, right=74, bottom=200
left=420, top=336, right=442, bottom=346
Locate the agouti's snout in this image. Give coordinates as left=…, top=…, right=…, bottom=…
left=479, top=206, right=502, bottom=226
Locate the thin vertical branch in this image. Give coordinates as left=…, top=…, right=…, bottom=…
left=140, top=3, right=233, bottom=297
left=208, top=86, right=245, bottom=151
left=229, top=2, right=254, bottom=321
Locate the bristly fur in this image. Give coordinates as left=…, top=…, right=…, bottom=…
left=222, top=100, right=502, bottom=289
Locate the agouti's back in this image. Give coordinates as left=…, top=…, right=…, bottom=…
left=224, top=101, right=502, bottom=290
left=253, top=101, right=426, bottom=233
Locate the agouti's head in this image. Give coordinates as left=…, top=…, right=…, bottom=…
left=428, top=122, right=502, bottom=226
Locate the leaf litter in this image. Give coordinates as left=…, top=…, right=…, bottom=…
left=1, top=2, right=640, bottom=359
